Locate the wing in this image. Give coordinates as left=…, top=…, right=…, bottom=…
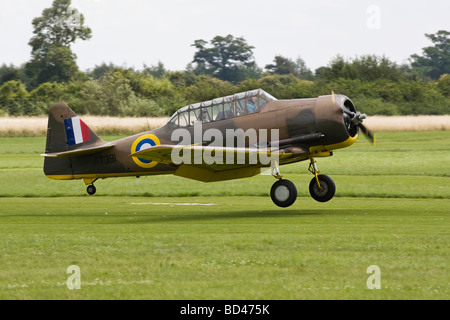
left=130, top=144, right=306, bottom=182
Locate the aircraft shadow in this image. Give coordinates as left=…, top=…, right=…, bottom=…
left=122, top=208, right=376, bottom=224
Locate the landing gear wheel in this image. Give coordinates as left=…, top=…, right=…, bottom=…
left=270, top=179, right=297, bottom=208
left=86, top=184, right=96, bottom=196
left=309, top=175, right=335, bottom=202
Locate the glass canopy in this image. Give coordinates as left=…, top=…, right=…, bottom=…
left=168, top=89, right=277, bottom=127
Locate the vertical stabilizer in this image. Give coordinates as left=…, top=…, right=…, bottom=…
left=43, top=103, right=104, bottom=178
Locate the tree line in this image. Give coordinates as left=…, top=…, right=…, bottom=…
left=1, top=0, right=449, bottom=117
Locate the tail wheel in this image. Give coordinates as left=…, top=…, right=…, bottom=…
left=270, top=179, right=297, bottom=208
left=309, top=174, right=335, bottom=202
left=86, top=185, right=96, bottom=196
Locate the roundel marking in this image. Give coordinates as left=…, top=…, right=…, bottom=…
left=131, top=134, right=161, bottom=168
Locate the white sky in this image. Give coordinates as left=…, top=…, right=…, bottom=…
left=1, top=0, right=449, bottom=72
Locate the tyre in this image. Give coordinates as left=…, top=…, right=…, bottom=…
left=270, top=179, right=297, bottom=208
left=87, top=185, right=96, bottom=195
left=309, top=175, right=335, bottom=202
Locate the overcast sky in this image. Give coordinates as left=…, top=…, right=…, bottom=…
left=1, top=0, right=449, bottom=72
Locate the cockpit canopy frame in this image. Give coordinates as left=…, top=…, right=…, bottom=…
left=168, top=89, right=277, bottom=127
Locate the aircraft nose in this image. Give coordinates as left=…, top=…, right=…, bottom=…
left=339, top=95, right=375, bottom=145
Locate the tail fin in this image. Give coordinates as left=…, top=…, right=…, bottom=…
left=44, top=102, right=103, bottom=154
left=43, top=103, right=104, bottom=178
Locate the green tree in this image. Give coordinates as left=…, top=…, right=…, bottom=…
left=437, top=74, right=450, bottom=97
left=0, top=64, right=22, bottom=85
left=265, top=56, right=297, bottom=75
left=410, top=30, right=450, bottom=80
left=265, top=55, right=314, bottom=80
left=29, top=81, right=67, bottom=114
left=88, top=62, right=119, bottom=80
left=27, top=46, right=81, bottom=85
left=240, top=74, right=314, bottom=99
left=142, top=61, right=167, bottom=79
left=0, top=80, right=32, bottom=115
left=183, top=75, right=236, bottom=103
left=316, top=55, right=404, bottom=82
left=191, top=35, right=257, bottom=83
left=81, top=71, right=164, bottom=117
left=25, top=0, right=91, bottom=87
left=295, top=57, right=314, bottom=80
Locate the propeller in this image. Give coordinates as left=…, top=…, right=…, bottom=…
left=346, top=109, right=376, bottom=146
left=333, top=91, right=376, bottom=146
left=358, top=123, right=376, bottom=146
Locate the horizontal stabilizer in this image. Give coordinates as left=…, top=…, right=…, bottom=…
left=42, top=143, right=114, bottom=158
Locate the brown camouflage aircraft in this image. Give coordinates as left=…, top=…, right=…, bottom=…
left=42, top=89, right=374, bottom=207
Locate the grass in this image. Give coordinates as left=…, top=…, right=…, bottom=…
left=0, top=197, right=448, bottom=299
left=0, top=132, right=449, bottom=299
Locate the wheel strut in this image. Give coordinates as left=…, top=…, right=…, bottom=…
left=308, top=157, right=322, bottom=190
left=271, top=160, right=283, bottom=180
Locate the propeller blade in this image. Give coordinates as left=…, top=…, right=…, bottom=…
left=358, top=123, right=376, bottom=146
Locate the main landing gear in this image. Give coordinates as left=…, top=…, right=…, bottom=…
left=271, top=179, right=298, bottom=208
left=269, top=158, right=336, bottom=208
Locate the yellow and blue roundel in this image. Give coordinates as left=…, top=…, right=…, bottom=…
left=131, top=134, right=160, bottom=168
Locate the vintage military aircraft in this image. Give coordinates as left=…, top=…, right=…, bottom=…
left=42, top=89, right=374, bottom=207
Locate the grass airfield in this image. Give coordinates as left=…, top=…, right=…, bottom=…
left=0, top=131, right=449, bottom=299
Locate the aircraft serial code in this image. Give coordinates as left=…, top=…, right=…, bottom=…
left=93, top=153, right=117, bottom=166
